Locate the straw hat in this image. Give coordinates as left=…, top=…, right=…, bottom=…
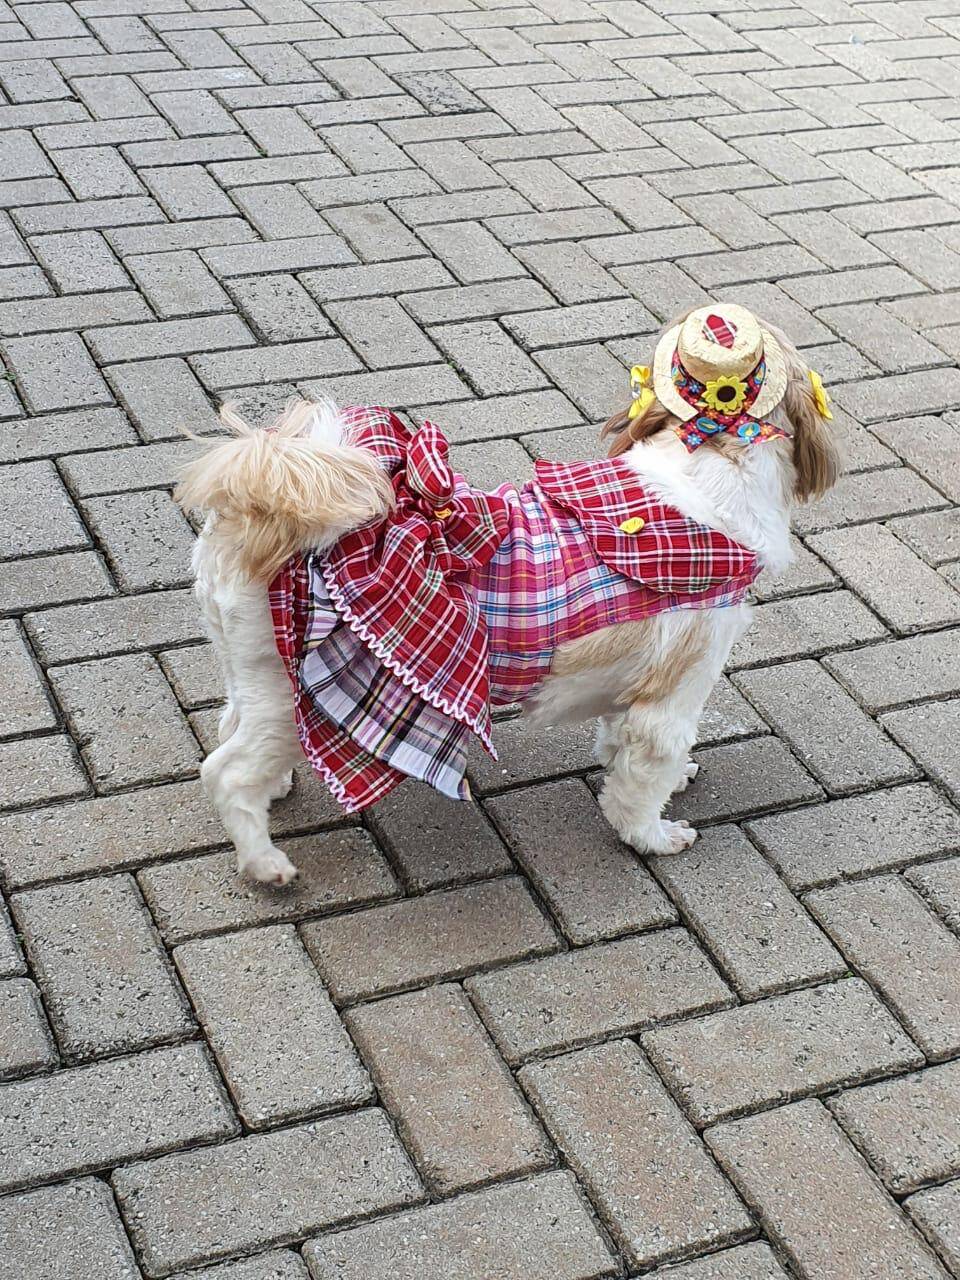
left=652, top=304, right=788, bottom=422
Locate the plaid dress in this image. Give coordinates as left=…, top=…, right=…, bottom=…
left=270, top=408, right=760, bottom=812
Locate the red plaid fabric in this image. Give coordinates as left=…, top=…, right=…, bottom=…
left=702, top=312, right=737, bottom=347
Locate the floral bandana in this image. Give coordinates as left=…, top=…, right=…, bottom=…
left=670, top=350, right=789, bottom=453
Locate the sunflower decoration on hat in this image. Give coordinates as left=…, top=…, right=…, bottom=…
left=628, top=303, right=831, bottom=452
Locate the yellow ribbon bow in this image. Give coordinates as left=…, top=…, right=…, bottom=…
left=808, top=369, right=833, bottom=420
left=628, top=365, right=655, bottom=421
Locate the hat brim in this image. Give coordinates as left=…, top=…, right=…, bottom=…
left=652, top=322, right=789, bottom=422
left=652, top=323, right=697, bottom=421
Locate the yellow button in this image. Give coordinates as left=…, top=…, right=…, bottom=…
left=619, top=516, right=645, bottom=534
left=434, top=507, right=453, bottom=519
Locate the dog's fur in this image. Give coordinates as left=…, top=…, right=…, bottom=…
left=177, top=314, right=839, bottom=884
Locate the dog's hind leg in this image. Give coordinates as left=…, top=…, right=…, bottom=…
left=198, top=571, right=304, bottom=884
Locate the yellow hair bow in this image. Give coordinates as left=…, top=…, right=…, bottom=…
left=628, top=365, right=655, bottom=421
left=808, top=369, right=833, bottom=420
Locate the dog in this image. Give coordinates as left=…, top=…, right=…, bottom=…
left=176, top=305, right=839, bottom=884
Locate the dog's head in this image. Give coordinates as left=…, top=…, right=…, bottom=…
left=604, top=307, right=841, bottom=503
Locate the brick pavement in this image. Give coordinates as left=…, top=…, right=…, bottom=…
left=0, top=0, right=959, bottom=1276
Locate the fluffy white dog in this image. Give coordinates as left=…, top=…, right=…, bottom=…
left=177, top=305, right=839, bottom=884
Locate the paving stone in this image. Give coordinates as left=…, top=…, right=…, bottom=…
left=12, top=872, right=192, bottom=1060
left=413, top=389, right=581, bottom=443
left=469, top=716, right=596, bottom=792
left=907, top=1181, right=960, bottom=1275
left=746, top=783, right=960, bottom=890
left=191, top=339, right=360, bottom=391
left=87, top=315, right=255, bottom=364
left=366, top=784, right=513, bottom=891
left=113, top=1111, right=423, bottom=1277
left=0, top=459, right=88, bottom=558
left=449, top=438, right=535, bottom=492
left=25, top=586, right=203, bottom=665
left=697, top=675, right=769, bottom=746
left=0, top=1178, right=141, bottom=1280
left=0, top=1042, right=236, bottom=1193
left=807, top=876, right=960, bottom=1061
left=401, top=279, right=554, bottom=325
left=174, top=926, right=371, bottom=1129
left=1, top=619, right=55, bottom=734
left=169, top=1256, right=308, bottom=1280
left=707, top=1101, right=949, bottom=1280
left=669, top=736, right=823, bottom=825
left=227, top=275, right=332, bottom=344
left=811, top=525, right=960, bottom=635
left=734, top=660, right=918, bottom=794
left=326, top=297, right=437, bottom=368
left=419, top=219, right=526, bottom=283
left=729, top=591, right=889, bottom=668
left=302, top=877, right=558, bottom=1004
left=347, top=984, right=551, bottom=1194
left=520, top=1039, right=751, bottom=1270
left=124, top=249, right=232, bottom=319
left=3, top=332, right=111, bottom=413
left=29, top=229, right=129, bottom=292
left=888, top=510, right=960, bottom=568
left=0, top=978, right=56, bottom=1080
left=139, top=829, right=398, bottom=945
left=105, top=356, right=220, bottom=441
left=831, top=1061, right=960, bottom=1194
left=651, top=824, right=845, bottom=999
left=486, top=778, right=676, bottom=944
left=644, top=978, right=923, bottom=1127
left=824, top=630, right=960, bottom=713
left=533, top=341, right=630, bottom=419
left=0, top=735, right=87, bottom=811
left=793, top=467, right=946, bottom=536
left=870, top=415, right=960, bottom=505
left=82, top=489, right=196, bottom=591
left=644, top=1242, right=791, bottom=1280
left=303, top=1171, right=617, bottom=1280
left=0, top=551, right=112, bottom=615
left=467, top=927, right=733, bottom=1066
left=881, top=699, right=960, bottom=804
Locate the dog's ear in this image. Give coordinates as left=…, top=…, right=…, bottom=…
left=783, top=374, right=841, bottom=502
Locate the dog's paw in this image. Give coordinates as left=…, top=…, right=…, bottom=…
left=629, top=819, right=699, bottom=856
left=268, top=770, right=295, bottom=803
left=672, top=759, right=700, bottom=793
left=242, top=846, right=299, bottom=886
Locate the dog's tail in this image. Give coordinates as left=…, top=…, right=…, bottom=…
left=175, top=397, right=395, bottom=583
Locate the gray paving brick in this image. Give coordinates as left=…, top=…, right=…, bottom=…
left=707, top=1101, right=949, bottom=1280
left=651, top=824, right=845, bottom=999
left=807, top=876, right=960, bottom=1061
left=105, top=356, right=220, bottom=441
left=819, top=301, right=948, bottom=372
left=201, top=235, right=356, bottom=280
left=400, top=278, right=553, bottom=324
left=326, top=297, right=437, bottom=368
left=347, top=984, right=551, bottom=1194
left=49, top=652, right=201, bottom=789
left=0, top=1042, right=236, bottom=1193
left=191, top=339, right=361, bottom=391
left=733, top=660, right=918, bottom=793
left=832, top=1060, right=960, bottom=1194
left=870, top=415, right=960, bottom=504
left=882, top=699, right=960, bottom=804
left=2, top=618, right=55, bottom=735
left=82, top=489, right=196, bottom=592
left=366, top=784, right=512, bottom=891
left=124, top=250, right=232, bottom=319
left=468, top=716, right=596, bottom=792
left=106, top=218, right=257, bottom=257
left=302, top=877, right=558, bottom=1004
left=0, top=777, right=220, bottom=888
left=746, top=784, right=960, bottom=890
left=3, top=332, right=111, bottom=413
left=468, top=927, right=732, bottom=1066
left=644, top=979, right=922, bottom=1126
left=907, top=1182, right=960, bottom=1275
left=809, top=524, right=960, bottom=635
left=169, top=1256, right=308, bottom=1280
left=114, top=1111, right=422, bottom=1277
left=174, top=926, right=371, bottom=1129
left=419, top=219, right=526, bottom=283
left=0, top=1178, right=141, bottom=1280
left=431, top=318, right=549, bottom=394
left=303, top=1171, right=617, bottom=1280
left=139, top=829, right=398, bottom=945
left=227, top=275, right=332, bottom=344
left=0, top=979, right=56, bottom=1080
left=824, top=630, right=960, bottom=713
left=0, top=736, right=87, bottom=811
left=87, top=315, right=255, bottom=364
left=644, top=1243, right=790, bottom=1280
left=0, top=460, right=79, bottom=555
left=12, top=872, right=192, bottom=1060
left=669, top=736, right=823, bottom=825
left=0, top=551, right=113, bottom=615
left=486, top=778, right=675, bottom=944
